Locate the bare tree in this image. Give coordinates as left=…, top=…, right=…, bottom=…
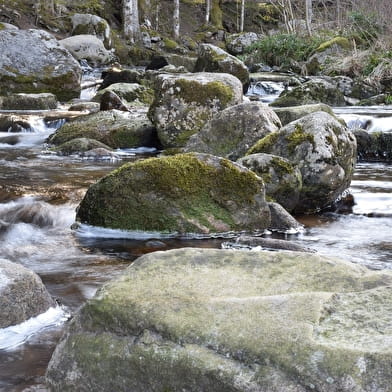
left=173, top=0, right=180, bottom=39
left=205, top=0, right=211, bottom=24
left=123, top=0, right=140, bottom=43
left=305, top=0, right=312, bottom=35
left=240, top=0, right=245, bottom=32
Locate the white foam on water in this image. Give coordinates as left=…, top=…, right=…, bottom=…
left=0, top=306, right=69, bottom=351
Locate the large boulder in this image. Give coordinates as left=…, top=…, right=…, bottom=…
left=47, top=109, right=157, bottom=149
left=0, top=29, right=82, bottom=101
left=60, top=35, right=114, bottom=66
left=194, top=44, right=250, bottom=92
left=46, top=248, right=392, bottom=392
left=184, top=102, right=281, bottom=160
left=71, top=13, right=112, bottom=49
left=0, top=258, right=54, bottom=328
left=76, top=153, right=270, bottom=234
left=148, top=72, right=243, bottom=148
left=271, top=78, right=346, bottom=107
left=50, top=137, right=113, bottom=156
left=247, top=112, right=357, bottom=213
left=238, top=153, right=302, bottom=212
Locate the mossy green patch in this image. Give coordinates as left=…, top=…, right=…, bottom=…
left=175, top=79, right=234, bottom=108
left=286, top=124, right=315, bottom=153
left=316, top=36, right=351, bottom=52
left=246, top=132, right=279, bottom=155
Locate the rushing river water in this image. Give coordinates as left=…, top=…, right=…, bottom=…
left=0, top=80, right=391, bottom=391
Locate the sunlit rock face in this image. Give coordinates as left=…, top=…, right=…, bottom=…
left=47, top=248, right=392, bottom=392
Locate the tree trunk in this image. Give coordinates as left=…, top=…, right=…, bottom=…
left=205, top=0, right=211, bottom=24
left=123, top=0, right=140, bottom=43
left=173, top=0, right=180, bottom=39
left=240, top=0, right=245, bottom=32
left=305, top=0, right=312, bottom=36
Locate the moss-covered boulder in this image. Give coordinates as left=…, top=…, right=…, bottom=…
left=148, top=72, right=243, bottom=148
left=0, top=93, right=57, bottom=110
left=184, top=102, right=281, bottom=160
left=76, top=153, right=270, bottom=234
left=71, top=13, right=112, bottom=49
left=0, top=29, right=82, bottom=101
left=0, top=258, right=55, bottom=328
left=47, top=109, right=157, bottom=149
left=247, top=112, right=357, bottom=213
left=238, top=153, right=302, bottom=212
left=93, top=83, right=154, bottom=105
left=46, top=248, right=392, bottom=392
left=50, top=137, right=113, bottom=156
left=271, top=78, right=346, bottom=107
left=272, top=103, right=335, bottom=126
left=60, top=35, right=114, bottom=66
left=194, top=44, right=250, bottom=92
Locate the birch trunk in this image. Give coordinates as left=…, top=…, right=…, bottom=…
left=240, top=0, right=245, bottom=32
left=123, top=0, right=140, bottom=43
left=173, top=0, right=180, bottom=39
left=205, top=0, right=211, bottom=24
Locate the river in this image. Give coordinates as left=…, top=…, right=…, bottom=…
left=0, top=78, right=391, bottom=391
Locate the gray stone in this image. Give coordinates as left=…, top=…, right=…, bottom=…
left=71, top=13, right=111, bottom=48
left=185, top=102, right=281, bottom=160
left=46, top=248, right=392, bottom=392
left=273, top=103, right=335, bottom=126
left=194, top=44, right=250, bottom=92
left=60, top=35, right=114, bottom=66
left=148, top=72, right=243, bottom=148
left=247, top=112, right=357, bottom=213
left=0, top=258, right=54, bottom=328
left=267, top=201, right=303, bottom=232
left=93, top=83, right=154, bottom=105
left=0, top=29, right=82, bottom=101
left=48, top=109, right=156, bottom=149
left=50, top=137, right=113, bottom=156
left=225, top=32, right=261, bottom=55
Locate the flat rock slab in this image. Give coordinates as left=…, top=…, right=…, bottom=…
left=47, top=248, right=392, bottom=392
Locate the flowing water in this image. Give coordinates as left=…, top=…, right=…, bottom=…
left=0, top=80, right=391, bottom=391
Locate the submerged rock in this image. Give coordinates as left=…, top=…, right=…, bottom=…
left=0, top=29, right=82, bottom=101
left=354, top=129, right=392, bottom=162
left=148, top=72, right=243, bottom=148
left=50, top=137, right=113, bottom=156
left=76, top=153, right=270, bottom=234
left=46, top=248, right=392, bottom=392
left=0, top=258, right=54, bottom=328
left=47, top=109, right=157, bottom=149
left=247, top=112, right=357, bottom=213
left=184, top=102, right=281, bottom=161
